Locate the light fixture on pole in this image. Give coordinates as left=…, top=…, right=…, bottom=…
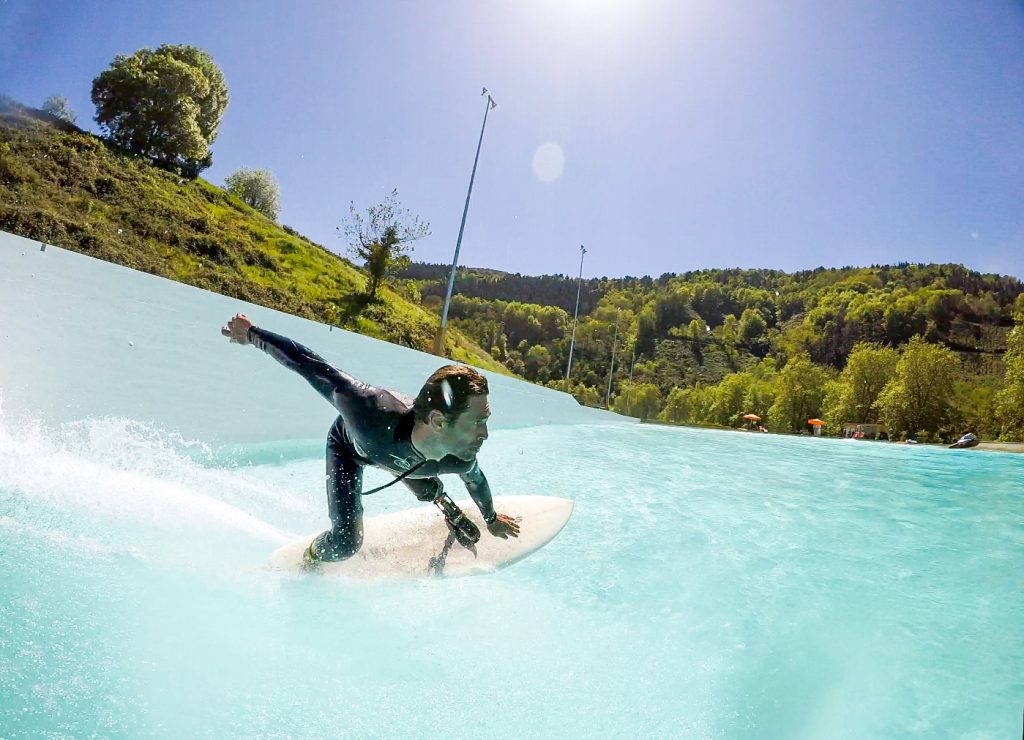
left=564, top=244, right=587, bottom=384
left=433, top=88, right=498, bottom=356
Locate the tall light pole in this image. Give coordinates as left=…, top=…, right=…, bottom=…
left=605, top=312, right=620, bottom=408
left=564, top=244, right=587, bottom=385
left=434, top=88, right=498, bottom=356
left=624, top=341, right=636, bottom=411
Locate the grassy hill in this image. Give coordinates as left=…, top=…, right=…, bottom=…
left=0, top=97, right=507, bottom=374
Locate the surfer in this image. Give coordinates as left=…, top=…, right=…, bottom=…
left=221, top=313, right=520, bottom=567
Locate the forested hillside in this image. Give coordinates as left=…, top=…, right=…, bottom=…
left=402, top=262, right=1024, bottom=442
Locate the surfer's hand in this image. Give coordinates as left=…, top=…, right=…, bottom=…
left=487, top=513, right=520, bottom=539
left=221, top=313, right=254, bottom=345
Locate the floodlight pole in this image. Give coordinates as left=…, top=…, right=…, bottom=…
left=433, top=88, right=497, bottom=355
left=564, top=244, right=587, bottom=384
left=605, top=312, right=620, bottom=408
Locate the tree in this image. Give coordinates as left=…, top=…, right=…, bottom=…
left=341, top=189, right=430, bottom=300
left=91, top=44, right=228, bottom=177
left=823, top=342, right=899, bottom=433
left=767, top=354, right=831, bottom=433
left=876, top=336, right=961, bottom=440
left=225, top=168, right=280, bottom=221
left=994, top=313, right=1024, bottom=441
left=614, top=382, right=661, bottom=419
left=524, top=344, right=553, bottom=382
left=569, top=384, right=602, bottom=407
left=659, top=387, right=693, bottom=424
left=710, top=372, right=754, bottom=426
left=738, top=307, right=768, bottom=345
left=42, top=95, right=76, bottom=124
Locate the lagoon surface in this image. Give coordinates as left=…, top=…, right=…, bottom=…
left=2, top=412, right=1022, bottom=738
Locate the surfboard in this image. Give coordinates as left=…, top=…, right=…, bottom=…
left=268, top=495, right=573, bottom=579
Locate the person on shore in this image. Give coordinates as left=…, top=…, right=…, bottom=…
left=221, top=313, right=520, bottom=567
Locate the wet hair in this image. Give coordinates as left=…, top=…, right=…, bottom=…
left=413, top=365, right=488, bottom=424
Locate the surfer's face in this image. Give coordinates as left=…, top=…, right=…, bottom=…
left=442, top=394, right=490, bottom=460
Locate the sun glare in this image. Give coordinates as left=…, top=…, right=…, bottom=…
left=532, top=142, right=566, bottom=182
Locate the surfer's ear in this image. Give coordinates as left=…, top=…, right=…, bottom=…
left=428, top=409, right=447, bottom=431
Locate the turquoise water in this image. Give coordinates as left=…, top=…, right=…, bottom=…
left=2, top=406, right=1021, bottom=738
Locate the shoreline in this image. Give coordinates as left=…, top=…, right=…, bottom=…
left=638, top=419, right=1024, bottom=453
left=974, top=442, right=1024, bottom=454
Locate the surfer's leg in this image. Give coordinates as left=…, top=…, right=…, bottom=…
left=309, top=438, right=364, bottom=562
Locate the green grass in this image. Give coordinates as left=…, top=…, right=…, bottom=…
left=0, top=103, right=507, bottom=374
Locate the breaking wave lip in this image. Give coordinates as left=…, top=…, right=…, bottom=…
left=0, top=398, right=294, bottom=546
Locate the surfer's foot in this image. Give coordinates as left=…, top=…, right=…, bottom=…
left=300, top=538, right=323, bottom=572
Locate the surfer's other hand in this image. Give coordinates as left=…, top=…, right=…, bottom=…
left=487, top=513, right=520, bottom=539
left=221, top=313, right=254, bottom=345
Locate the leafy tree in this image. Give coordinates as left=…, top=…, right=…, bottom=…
left=569, top=383, right=603, bottom=407
left=709, top=371, right=754, bottom=426
left=225, top=168, right=280, bottom=221
left=952, top=379, right=1000, bottom=441
left=341, top=189, right=430, bottom=300
left=42, top=95, right=76, bottom=124
left=614, top=382, right=661, bottom=419
left=994, top=313, right=1024, bottom=441
left=876, top=336, right=961, bottom=440
left=691, top=281, right=730, bottom=327
left=524, top=344, right=553, bottom=382
left=660, top=386, right=693, bottom=424
left=91, top=44, right=228, bottom=177
left=767, top=354, right=831, bottom=433
left=738, top=307, right=768, bottom=345
left=823, top=342, right=899, bottom=433
left=884, top=293, right=926, bottom=345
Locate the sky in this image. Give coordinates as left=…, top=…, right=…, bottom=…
left=2, top=0, right=1023, bottom=280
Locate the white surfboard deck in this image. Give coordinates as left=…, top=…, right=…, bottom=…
left=269, top=495, right=573, bottom=579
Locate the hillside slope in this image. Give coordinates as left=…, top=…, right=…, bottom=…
left=0, top=98, right=506, bottom=373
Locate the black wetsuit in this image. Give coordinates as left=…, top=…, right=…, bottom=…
left=249, top=327, right=496, bottom=561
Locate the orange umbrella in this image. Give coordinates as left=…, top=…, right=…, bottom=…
left=743, top=414, right=761, bottom=421
left=808, top=418, right=825, bottom=426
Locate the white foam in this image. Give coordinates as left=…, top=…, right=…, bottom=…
left=0, top=401, right=292, bottom=547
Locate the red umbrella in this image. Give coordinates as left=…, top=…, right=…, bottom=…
left=808, top=418, right=825, bottom=426
left=743, top=414, right=761, bottom=421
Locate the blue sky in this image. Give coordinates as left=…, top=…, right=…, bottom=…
left=2, top=0, right=1023, bottom=279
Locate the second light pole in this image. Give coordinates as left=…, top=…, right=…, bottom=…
left=564, top=244, right=587, bottom=385
left=434, top=88, right=498, bottom=355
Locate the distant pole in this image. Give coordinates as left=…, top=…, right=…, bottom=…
left=564, top=244, right=587, bottom=385
left=434, top=88, right=498, bottom=356
left=624, top=342, right=635, bottom=411
left=605, top=313, right=620, bottom=408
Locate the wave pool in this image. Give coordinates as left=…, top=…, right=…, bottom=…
left=1, top=234, right=1022, bottom=738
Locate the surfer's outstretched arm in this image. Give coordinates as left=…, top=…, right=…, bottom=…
left=461, top=462, right=520, bottom=539
left=221, top=313, right=370, bottom=415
